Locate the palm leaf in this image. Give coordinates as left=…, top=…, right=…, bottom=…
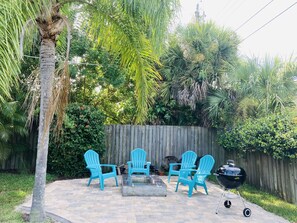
left=85, top=1, right=168, bottom=122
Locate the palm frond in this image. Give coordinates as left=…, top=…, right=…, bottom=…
left=120, top=0, right=180, bottom=54
left=85, top=1, right=168, bottom=123
left=0, top=1, right=42, bottom=101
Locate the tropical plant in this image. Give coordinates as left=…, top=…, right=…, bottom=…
left=68, top=34, right=137, bottom=124
left=0, top=101, right=28, bottom=163
left=152, top=21, right=239, bottom=126
left=161, top=22, right=239, bottom=108
left=48, top=103, right=105, bottom=177
left=1, top=1, right=179, bottom=222
left=206, top=57, right=297, bottom=127
left=218, top=114, right=297, bottom=159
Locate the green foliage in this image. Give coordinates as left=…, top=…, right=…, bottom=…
left=147, top=97, right=203, bottom=125
left=68, top=32, right=138, bottom=124
left=0, top=101, right=28, bottom=163
left=48, top=103, right=106, bottom=178
left=207, top=57, right=297, bottom=127
left=238, top=184, right=297, bottom=222
left=152, top=21, right=239, bottom=126
left=218, top=114, right=297, bottom=159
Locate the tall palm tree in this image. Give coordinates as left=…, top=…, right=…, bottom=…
left=1, top=1, right=179, bottom=222
left=161, top=22, right=239, bottom=110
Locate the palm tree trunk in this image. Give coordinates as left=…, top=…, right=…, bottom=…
left=30, top=38, right=55, bottom=223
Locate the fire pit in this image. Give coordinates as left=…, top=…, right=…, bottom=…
left=121, top=175, right=167, bottom=197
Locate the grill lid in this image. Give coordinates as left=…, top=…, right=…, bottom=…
left=216, top=160, right=242, bottom=176
left=215, top=160, right=247, bottom=189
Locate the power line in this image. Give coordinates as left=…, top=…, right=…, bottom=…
left=241, top=1, right=297, bottom=43
left=235, top=0, right=274, bottom=31
left=218, top=0, right=243, bottom=22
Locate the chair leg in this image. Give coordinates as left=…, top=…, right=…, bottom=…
left=87, top=178, right=92, bottom=186
left=203, top=183, right=208, bottom=195
left=115, top=177, right=118, bottom=187
left=168, top=174, right=171, bottom=183
left=194, top=184, right=197, bottom=191
left=175, top=181, right=179, bottom=192
left=99, top=179, right=104, bottom=191
left=188, top=185, right=194, bottom=197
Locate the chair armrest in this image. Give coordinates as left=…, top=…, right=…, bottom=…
left=101, top=164, right=117, bottom=172
left=193, top=172, right=210, bottom=182
left=179, top=169, right=196, bottom=177
left=86, top=165, right=100, bottom=169
left=169, top=163, right=181, bottom=171
left=195, top=172, right=210, bottom=177
left=179, top=168, right=196, bottom=173
left=100, top=164, right=117, bottom=168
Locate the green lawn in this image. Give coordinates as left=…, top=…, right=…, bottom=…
left=0, top=173, right=57, bottom=223
left=208, top=175, right=297, bottom=222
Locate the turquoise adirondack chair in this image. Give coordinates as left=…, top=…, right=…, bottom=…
left=127, top=148, right=151, bottom=176
left=84, top=149, right=118, bottom=190
left=175, top=154, right=215, bottom=197
left=168, top=150, right=197, bottom=183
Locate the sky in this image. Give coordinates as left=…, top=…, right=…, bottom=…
left=178, top=0, right=297, bottom=60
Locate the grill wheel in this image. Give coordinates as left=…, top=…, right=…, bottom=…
left=224, top=200, right=232, bottom=208
left=243, top=208, right=252, bottom=217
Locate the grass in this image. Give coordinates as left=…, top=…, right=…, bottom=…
left=208, top=175, right=297, bottom=222
left=0, top=172, right=57, bottom=223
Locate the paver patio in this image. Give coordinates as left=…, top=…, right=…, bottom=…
left=18, top=176, right=289, bottom=223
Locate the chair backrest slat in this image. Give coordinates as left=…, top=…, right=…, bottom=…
left=131, top=148, right=146, bottom=168
left=84, top=150, right=102, bottom=174
left=197, top=155, right=215, bottom=174
left=181, top=151, right=197, bottom=169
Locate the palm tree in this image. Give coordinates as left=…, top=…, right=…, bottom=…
left=158, top=21, right=239, bottom=126
left=206, top=57, right=297, bottom=126
left=1, top=1, right=179, bottom=222
left=161, top=22, right=239, bottom=110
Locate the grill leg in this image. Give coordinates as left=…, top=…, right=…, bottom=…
left=237, top=190, right=247, bottom=208
left=215, top=191, right=225, bottom=214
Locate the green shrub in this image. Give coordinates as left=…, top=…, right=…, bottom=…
left=218, top=114, right=297, bottom=159
left=48, top=103, right=105, bottom=178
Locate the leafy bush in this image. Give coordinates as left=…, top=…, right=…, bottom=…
left=48, top=103, right=105, bottom=177
left=218, top=114, right=297, bottom=159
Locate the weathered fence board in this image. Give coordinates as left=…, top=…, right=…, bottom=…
left=104, top=125, right=225, bottom=171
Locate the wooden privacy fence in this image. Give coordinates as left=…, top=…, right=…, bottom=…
left=1, top=124, right=297, bottom=204
left=104, top=125, right=225, bottom=169
left=104, top=125, right=297, bottom=205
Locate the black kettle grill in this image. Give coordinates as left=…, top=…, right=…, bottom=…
left=214, top=160, right=251, bottom=217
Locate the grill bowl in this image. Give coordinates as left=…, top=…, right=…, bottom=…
left=215, top=162, right=246, bottom=189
